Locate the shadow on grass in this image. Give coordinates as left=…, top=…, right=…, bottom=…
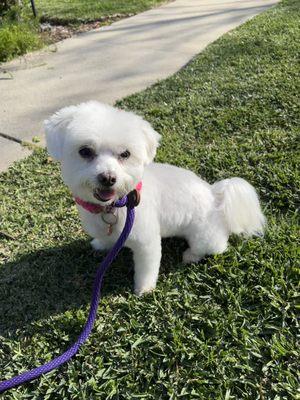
left=0, top=237, right=186, bottom=337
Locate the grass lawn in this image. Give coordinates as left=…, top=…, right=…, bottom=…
left=0, top=0, right=299, bottom=398
left=36, top=0, right=169, bottom=24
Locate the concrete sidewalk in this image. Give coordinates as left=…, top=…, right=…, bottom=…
left=0, top=0, right=278, bottom=172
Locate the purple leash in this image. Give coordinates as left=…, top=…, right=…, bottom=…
left=0, top=192, right=137, bottom=393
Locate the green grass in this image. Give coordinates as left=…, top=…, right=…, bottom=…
left=0, top=19, right=42, bottom=63
left=0, top=0, right=299, bottom=398
left=35, top=0, right=169, bottom=24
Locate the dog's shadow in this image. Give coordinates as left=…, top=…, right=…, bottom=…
left=0, top=238, right=186, bottom=337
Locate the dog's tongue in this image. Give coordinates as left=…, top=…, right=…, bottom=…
left=94, top=189, right=115, bottom=202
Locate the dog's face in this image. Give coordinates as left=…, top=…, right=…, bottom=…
left=44, top=101, right=160, bottom=204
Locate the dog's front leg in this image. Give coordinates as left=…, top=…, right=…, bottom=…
left=131, top=237, right=162, bottom=296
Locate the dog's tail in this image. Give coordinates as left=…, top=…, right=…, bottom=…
left=212, top=177, right=266, bottom=237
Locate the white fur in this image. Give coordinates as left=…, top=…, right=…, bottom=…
left=45, top=101, right=266, bottom=296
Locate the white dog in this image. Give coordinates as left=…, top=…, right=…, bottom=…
left=45, top=101, right=265, bottom=295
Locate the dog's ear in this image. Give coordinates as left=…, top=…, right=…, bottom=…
left=140, top=119, right=161, bottom=164
left=44, top=105, right=77, bottom=161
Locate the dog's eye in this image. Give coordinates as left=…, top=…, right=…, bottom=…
left=79, top=147, right=96, bottom=160
left=119, top=150, right=131, bottom=160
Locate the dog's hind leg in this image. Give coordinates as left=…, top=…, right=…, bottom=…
left=183, top=216, right=229, bottom=264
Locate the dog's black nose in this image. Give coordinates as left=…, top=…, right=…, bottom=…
left=98, top=172, right=117, bottom=187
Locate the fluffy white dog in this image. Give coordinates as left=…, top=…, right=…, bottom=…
left=45, top=101, right=265, bottom=295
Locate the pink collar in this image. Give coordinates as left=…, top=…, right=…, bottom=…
left=74, top=181, right=142, bottom=214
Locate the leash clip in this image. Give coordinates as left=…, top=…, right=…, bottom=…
left=127, top=189, right=140, bottom=208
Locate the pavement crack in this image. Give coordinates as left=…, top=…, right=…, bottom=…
left=0, top=132, right=22, bottom=144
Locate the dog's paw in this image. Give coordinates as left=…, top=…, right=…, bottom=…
left=134, top=284, right=156, bottom=296
left=182, top=249, right=202, bottom=264
left=90, top=238, right=106, bottom=251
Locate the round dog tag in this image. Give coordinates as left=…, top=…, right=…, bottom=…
left=101, top=210, right=118, bottom=226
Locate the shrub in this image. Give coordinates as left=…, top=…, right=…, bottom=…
left=0, top=20, right=42, bottom=62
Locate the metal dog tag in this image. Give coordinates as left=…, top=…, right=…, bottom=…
left=101, top=209, right=118, bottom=236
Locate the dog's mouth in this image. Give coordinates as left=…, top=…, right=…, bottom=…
left=93, top=188, right=116, bottom=203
